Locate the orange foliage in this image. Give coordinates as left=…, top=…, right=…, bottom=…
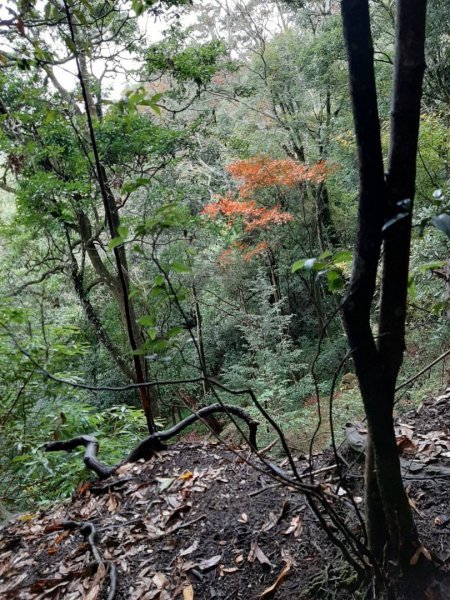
left=203, top=155, right=331, bottom=266
left=201, top=195, right=293, bottom=231
left=227, top=156, right=329, bottom=198
left=243, top=240, right=269, bottom=261
left=217, top=240, right=269, bottom=267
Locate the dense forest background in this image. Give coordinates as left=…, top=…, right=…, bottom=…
left=0, top=0, right=449, bottom=521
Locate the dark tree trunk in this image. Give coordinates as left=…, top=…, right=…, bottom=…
left=340, top=0, right=427, bottom=566
left=316, top=182, right=339, bottom=249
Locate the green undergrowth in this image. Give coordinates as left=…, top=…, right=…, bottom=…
left=1, top=401, right=157, bottom=512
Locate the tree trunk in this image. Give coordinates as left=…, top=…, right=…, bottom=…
left=340, top=0, right=427, bottom=566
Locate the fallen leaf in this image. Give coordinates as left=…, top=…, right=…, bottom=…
left=54, top=530, right=70, bottom=545
left=107, top=492, right=120, bottom=513
left=165, top=504, right=191, bottom=526
left=197, top=555, right=221, bottom=571
left=396, top=435, right=417, bottom=454
left=434, top=515, right=450, bottom=527
left=238, top=513, right=248, bottom=523
left=248, top=543, right=271, bottom=566
left=261, top=500, right=289, bottom=532
left=17, top=513, right=36, bottom=522
left=183, top=585, right=194, bottom=599
left=259, top=559, right=292, bottom=598
left=284, top=515, right=303, bottom=538
left=220, top=566, right=239, bottom=574
left=156, top=477, right=176, bottom=492
left=410, top=545, right=433, bottom=566
left=179, top=540, right=199, bottom=557
left=84, top=584, right=101, bottom=600
left=152, top=572, right=170, bottom=589
left=179, top=471, right=193, bottom=480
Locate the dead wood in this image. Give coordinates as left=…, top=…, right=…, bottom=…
left=44, top=403, right=259, bottom=479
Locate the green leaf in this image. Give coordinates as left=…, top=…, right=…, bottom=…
left=292, top=258, right=316, bottom=273
left=153, top=274, right=165, bottom=287
left=407, top=274, right=416, bottom=299
left=167, top=326, right=183, bottom=338
left=171, top=260, right=191, bottom=274
left=327, top=276, right=345, bottom=291
left=44, top=110, right=59, bottom=124
left=117, top=225, right=128, bottom=238
left=63, top=36, right=77, bottom=54
left=137, top=99, right=162, bottom=115
left=326, top=268, right=343, bottom=282
left=333, top=250, right=352, bottom=263
left=121, top=178, right=151, bottom=194
left=318, top=250, right=333, bottom=260
left=138, top=315, right=156, bottom=327
left=418, top=260, right=449, bottom=273
left=312, top=261, right=329, bottom=271
left=149, top=286, right=167, bottom=298
left=131, top=0, right=145, bottom=16
left=108, top=236, right=124, bottom=251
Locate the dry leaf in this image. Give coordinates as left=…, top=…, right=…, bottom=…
left=179, top=471, right=193, bottom=480
left=183, top=584, right=194, bottom=600
left=152, top=572, right=169, bottom=589
left=410, top=545, right=432, bottom=566
left=247, top=543, right=271, bottom=566
left=238, top=513, right=248, bottom=523
left=107, top=492, right=119, bottom=513
left=259, top=559, right=292, bottom=598
left=156, top=477, right=175, bottom=492
left=261, top=500, right=289, bottom=532
left=284, top=515, right=303, bottom=538
left=197, top=555, right=221, bottom=571
left=220, top=566, right=238, bottom=574
left=17, top=513, right=36, bottom=522
left=179, top=541, right=199, bottom=557
left=84, top=584, right=101, bottom=600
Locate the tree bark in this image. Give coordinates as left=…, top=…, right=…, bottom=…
left=340, top=0, right=427, bottom=566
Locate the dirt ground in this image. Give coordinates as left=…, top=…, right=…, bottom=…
left=1, top=389, right=450, bottom=599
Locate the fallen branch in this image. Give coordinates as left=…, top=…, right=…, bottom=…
left=44, top=404, right=259, bottom=479
left=395, top=347, right=450, bottom=393
left=44, top=435, right=115, bottom=479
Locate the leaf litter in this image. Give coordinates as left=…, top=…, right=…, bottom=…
left=1, top=391, right=450, bottom=598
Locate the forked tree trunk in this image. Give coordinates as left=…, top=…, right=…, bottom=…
left=340, top=0, right=427, bottom=566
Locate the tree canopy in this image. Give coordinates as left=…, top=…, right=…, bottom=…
left=1, top=0, right=450, bottom=597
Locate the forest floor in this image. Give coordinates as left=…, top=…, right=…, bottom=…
left=1, top=390, right=450, bottom=600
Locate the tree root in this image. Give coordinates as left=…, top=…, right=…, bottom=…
left=44, top=403, right=259, bottom=479
left=59, top=520, right=117, bottom=599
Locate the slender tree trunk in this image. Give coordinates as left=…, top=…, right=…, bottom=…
left=340, top=0, right=426, bottom=566
left=191, top=285, right=222, bottom=434
left=316, top=182, right=339, bottom=249
left=65, top=16, right=159, bottom=431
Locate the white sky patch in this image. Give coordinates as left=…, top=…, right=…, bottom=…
left=0, top=1, right=197, bottom=100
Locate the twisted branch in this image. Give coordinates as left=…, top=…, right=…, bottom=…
left=44, top=404, right=259, bottom=479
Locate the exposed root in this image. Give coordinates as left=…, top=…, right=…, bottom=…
left=44, top=403, right=259, bottom=479
left=58, top=520, right=117, bottom=600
